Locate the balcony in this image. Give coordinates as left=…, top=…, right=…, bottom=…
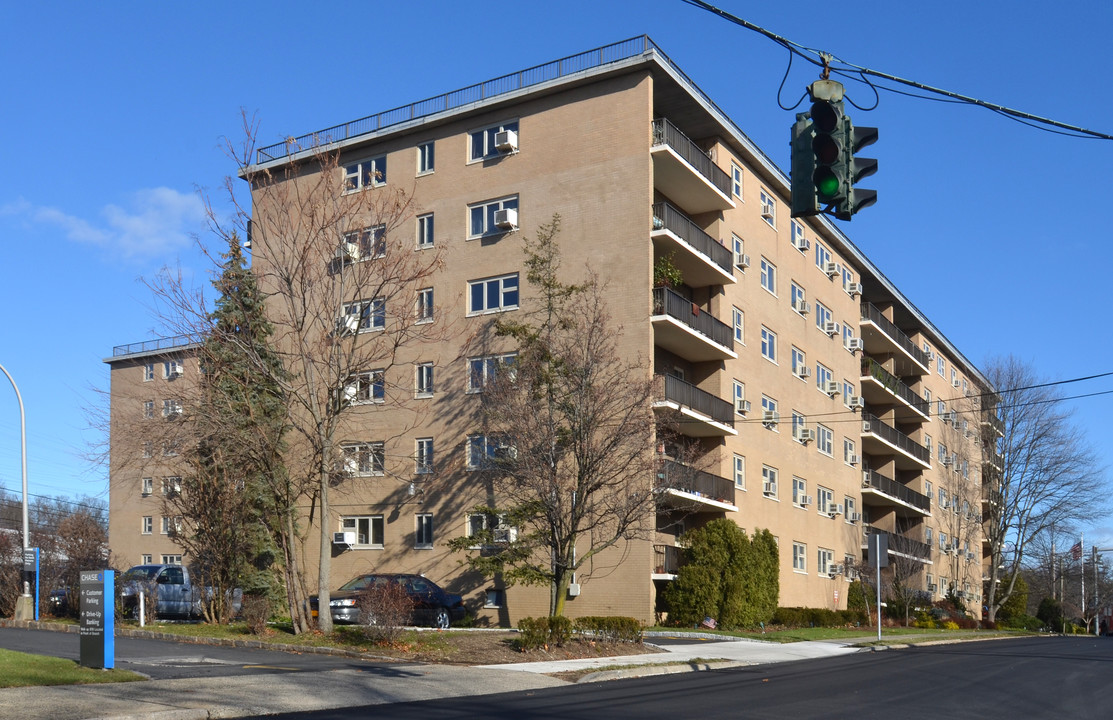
left=860, top=412, right=931, bottom=470
left=862, top=526, right=932, bottom=563
left=859, top=303, right=931, bottom=376
left=653, top=544, right=680, bottom=578
left=651, top=118, right=735, bottom=214
left=984, top=449, right=1004, bottom=473
left=860, top=358, right=930, bottom=423
left=861, top=469, right=931, bottom=517
left=651, top=287, right=736, bottom=362
left=656, top=458, right=737, bottom=512
left=981, top=413, right=1005, bottom=437
left=653, top=374, right=736, bottom=437
left=651, top=202, right=735, bottom=287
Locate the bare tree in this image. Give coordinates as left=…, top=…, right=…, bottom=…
left=448, top=216, right=663, bottom=617
left=982, top=355, right=1108, bottom=623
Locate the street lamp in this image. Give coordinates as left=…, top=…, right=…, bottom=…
left=0, top=362, right=32, bottom=620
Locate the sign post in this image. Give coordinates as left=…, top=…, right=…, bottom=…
left=79, top=570, right=114, bottom=669
left=22, top=548, right=39, bottom=621
left=868, top=532, right=889, bottom=642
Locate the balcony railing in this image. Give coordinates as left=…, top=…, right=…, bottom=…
left=861, top=358, right=929, bottom=416
left=652, top=287, right=734, bottom=351
left=651, top=201, right=733, bottom=276
left=112, top=334, right=197, bottom=357
left=862, top=469, right=931, bottom=513
left=651, top=118, right=733, bottom=198
left=860, top=303, right=931, bottom=370
left=657, top=458, right=735, bottom=508
left=981, top=414, right=1005, bottom=437
left=657, top=374, right=735, bottom=427
left=653, top=544, right=680, bottom=575
left=861, top=412, right=930, bottom=465
left=863, top=526, right=931, bottom=560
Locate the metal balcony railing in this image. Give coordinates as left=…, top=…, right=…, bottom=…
left=860, top=303, right=931, bottom=370
left=652, top=287, right=734, bottom=351
left=862, top=469, right=931, bottom=513
left=651, top=202, right=733, bottom=276
left=657, top=374, right=735, bottom=427
left=861, top=358, right=929, bottom=416
left=651, top=118, right=733, bottom=198
left=112, top=335, right=197, bottom=357
left=861, top=412, right=930, bottom=464
left=653, top=544, right=680, bottom=575
left=657, top=458, right=735, bottom=506
left=863, top=526, right=931, bottom=560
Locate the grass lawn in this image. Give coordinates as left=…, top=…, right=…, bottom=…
left=647, top=625, right=1029, bottom=644
left=0, top=648, right=145, bottom=688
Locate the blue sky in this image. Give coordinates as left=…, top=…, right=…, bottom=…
left=1, top=1, right=1111, bottom=544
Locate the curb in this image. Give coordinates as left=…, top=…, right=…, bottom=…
left=578, top=659, right=752, bottom=683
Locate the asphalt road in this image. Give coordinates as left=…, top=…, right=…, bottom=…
left=259, top=635, right=1113, bottom=720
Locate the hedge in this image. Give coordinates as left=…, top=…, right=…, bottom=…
left=515, top=615, right=643, bottom=650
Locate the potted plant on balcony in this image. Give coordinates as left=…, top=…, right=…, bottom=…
left=653, top=252, right=683, bottom=289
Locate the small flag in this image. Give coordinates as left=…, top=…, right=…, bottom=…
left=1071, top=541, right=1083, bottom=560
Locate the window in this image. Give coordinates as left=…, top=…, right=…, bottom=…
left=925, top=528, right=933, bottom=547
left=468, top=273, right=519, bottom=315
left=342, top=442, right=385, bottom=477
left=760, top=258, right=776, bottom=294
left=162, top=399, right=182, bottom=418
left=469, top=196, right=519, bottom=237
left=842, top=381, right=856, bottom=406
left=415, top=513, right=434, bottom=548
left=791, top=411, right=807, bottom=442
left=415, top=362, right=434, bottom=398
left=161, top=554, right=183, bottom=565
left=417, top=213, right=435, bottom=249
left=844, top=438, right=857, bottom=464
left=951, top=368, right=958, bottom=386
left=342, top=298, right=385, bottom=332
left=163, top=360, right=183, bottom=379
left=759, top=189, right=776, bottom=225
left=733, top=454, right=746, bottom=489
left=937, top=400, right=946, bottom=418
left=417, top=141, right=435, bottom=174
left=345, top=370, right=385, bottom=405
left=924, top=480, right=933, bottom=498
left=841, top=265, right=854, bottom=292
left=732, top=307, right=744, bottom=343
left=818, top=548, right=834, bottom=575
left=143, top=363, right=155, bottom=382
left=484, top=589, right=505, bottom=608
left=760, top=326, right=777, bottom=362
left=815, top=363, right=833, bottom=391
left=344, top=155, right=387, bottom=190
left=790, top=283, right=807, bottom=314
left=467, top=434, right=514, bottom=470
left=142, top=441, right=153, bottom=458
left=924, top=388, right=932, bottom=405
left=939, top=532, right=948, bottom=551
left=730, top=162, right=743, bottom=199
left=843, top=324, right=856, bottom=351
left=142, top=516, right=152, bottom=534
left=140, top=478, right=152, bottom=496
left=816, top=425, right=833, bottom=456
left=815, top=242, right=831, bottom=272
left=732, top=234, right=745, bottom=270
left=144, top=400, right=155, bottom=419
left=939, top=488, right=948, bottom=508
left=793, top=542, right=807, bottom=572
left=924, top=434, right=933, bottom=456
left=733, top=380, right=746, bottom=414
left=344, top=225, right=386, bottom=259
left=415, top=438, right=434, bottom=475
left=341, top=515, right=384, bottom=548
left=162, top=439, right=180, bottom=457
left=466, top=512, right=516, bottom=545
left=467, top=352, right=516, bottom=392
left=817, top=486, right=834, bottom=514
left=470, top=120, right=519, bottom=160
left=761, top=395, right=778, bottom=427
left=791, top=221, right=807, bottom=249
left=161, top=477, right=181, bottom=497
left=762, top=465, right=778, bottom=497
left=815, top=302, right=832, bottom=331
left=844, top=496, right=856, bottom=522
left=791, top=347, right=806, bottom=378
left=141, top=554, right=152, bottom=565
left=938, top=355, right=946, bottom=377
left=161, top=516, right=182, bottom=535
left=416, top=287, right=434, bottom=323
left=792, top=476, right=807, bottom=506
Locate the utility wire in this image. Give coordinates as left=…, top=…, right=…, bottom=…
left=681, top=0, right=1113, bottom=140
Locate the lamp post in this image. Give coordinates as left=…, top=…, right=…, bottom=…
left=0, top=362, right=32, bottom=620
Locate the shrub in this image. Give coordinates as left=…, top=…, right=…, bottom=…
left=942, top=620, right=960, bottom=631
left=516, top=615, right=578, bottom=650
left=356, top=579, right=414, bottom=644
left=1036, top=597, right=1063, bottom=630
left=575, top=616, right=643, bottom=643
left=241, top=593, right=271, bottom=635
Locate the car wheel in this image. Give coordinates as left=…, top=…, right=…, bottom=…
left=434, top=607, right=451, bottom=630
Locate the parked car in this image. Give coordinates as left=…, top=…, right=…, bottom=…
left=119, top=564, right=242, bottom=619
left=310, top=573, right=466, bottom=629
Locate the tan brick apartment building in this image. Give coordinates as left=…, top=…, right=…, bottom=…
left=107, top=37, right=1000, bottom=625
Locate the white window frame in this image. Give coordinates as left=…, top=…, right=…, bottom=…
left=732, top=235, right=745, bottom=271
left=163, top=360, right=183, bottom=379
left=344, top=225, right=386, bottom=260
left=415, top=513, right=434, bottom=548
left=733, top=454, right=746, bottom=489
left=815, top=302, right=832, bottom=332
left=141, top=477, right=153, bottom=496
left=142, top=516, right=152, bottom=534
left=417, top=213, right=435, bottom=249
left=342, top=298, right=386, bottom=332
left=161, top=554, right=183, bottom=566
left=342, top=442, right=385, bottom=477
left=938, top=355, right=946, bottom=377
left=341, top=515, right=385, bottom=549
left=792, top=476, right=807, bottom=507
left=761, top=395, right=778, bottom=430
left=759, top=189, right=776, bottom=226
left=467, top=352, right=516, bottom=393
left=793, top=542, right=807, bottom=572
left=344, top=155, right=387, bottom=191
left=815, top=242, right=832, bottom=272
left=730, top=162, right=743, bottom=199
left=815, top=363, right=833, bottom=392
left=842, top=380, right=856, bottom=407
left=469, top=120, right=519, bottom=161
left=817, top=486, right=834, bottom=515
left=468, top=195, right=520, bottom=238
left=345, top=370, right=385, bottom=405
left=467, top=273, right=519, bottom=315
left=790, top=282, right=807, bottom=315
left=733, top=380, right=746, bottom=415
left=817, top=425, right=833, bottom=456
left=416, top=287, right=434, bottom=324
left=162, top=399, right=182, bottom=418
left=144, top=363, right=155, bottom=382
left=762, top=464, right=779, bottom=498
left=791, top=346, right=806, bottom=378
left=415, top=437, right=434, bottom=475
left=759, top=257, right=777, bottom=295
left=161, top=476, right=181, bottom=497
left=417, top=141, right=435, bottom=175
left=732, top=306, right=744, bottom=344
left=818, top=548, right=834, bottom=576
left=760, top=326, right=777, bottom=363
left=843, top=438, right=857, bottom=465
left=144, top=400, right=155, bottom=419
left=844, top=496, right=856, bottom=523
left=141, top=554, right=152, bottom=565
left=415, top=362, right=434, bottom=398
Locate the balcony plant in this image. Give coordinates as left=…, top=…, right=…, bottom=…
left=653, top=252, right=683, bottom=289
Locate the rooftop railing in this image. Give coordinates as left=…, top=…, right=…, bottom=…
left=112, top=335, right=197, bottom=357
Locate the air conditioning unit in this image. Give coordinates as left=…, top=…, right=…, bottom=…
left=762, top=410, right=779, bottom=427
left=824, top=380, right=840, bottom=396
left=824, top=261, right=839, bottom=277
left=794, top=366, right=811, bottom=379
left=845, top=338, right=863, bottom=352
left=848, top=395, right=865, bottom=410
left=950, top=452, right=959, bottom=468
left=567, top=582, right=581, bottom=597
left=168, top=365, right=184, bottom=378
left=494, top=129, right=519, bottom=153
left=794, top=427, right=815, bottom=443
left=793, top=235, right=809, bottom=251
left=734, top=252, right=750, bottom=270
left=952, top=377, right=961, bottom=388
left=344, top=457, right=360, bottom=476
left=763, top=482, right=776, bottom=496
left=849, top=512, right=862, bottom=523
left=735, top=398, right=751, bottom=414
left=335, top=242, right=360, bottom=262
left=761, top=203, right=774, bottom=219
left=335, top=314, right=360, bottom=336
left=826, top=567, right=841, bottom=579
left=823, top=321, right=840, bottom=336
left=494, top=526, right=518, bottom=543
left=942, top=455, right=953, bottom=467
left=861, top=471, right=873, bottom=487
left=333, top=531, right=356, bottom=546
left=799, top=495, right=812, bottom=506
left=493, top=208, right=518, bottom=230
left=848, top=454, right=861, bottom=465
left=793, top=299, right=810, bottom=314
left=846, top=282, right=863, bottom=296
left=928, top=583, right=937, bottom=592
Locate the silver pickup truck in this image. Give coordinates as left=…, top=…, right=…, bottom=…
left=119, top=564, right=242, bottom=619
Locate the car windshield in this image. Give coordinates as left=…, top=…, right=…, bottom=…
left=338, top=575, right=388, bottom=592
left=122, top=566, right=160, bottom=582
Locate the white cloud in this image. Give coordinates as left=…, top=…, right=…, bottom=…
left=5, top=187, right=206, bottom=260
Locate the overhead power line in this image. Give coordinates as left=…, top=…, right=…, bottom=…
left=681, top=0, right=1113, bottom=140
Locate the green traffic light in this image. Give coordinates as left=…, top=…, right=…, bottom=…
left=814, top=168, right=840, bottom=200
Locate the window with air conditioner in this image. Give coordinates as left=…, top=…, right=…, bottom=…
left=342, top=442, right=385, bottom=477
left=469, top=196, right=520, bottom=238
left=759, top=189, right=776, bottom=225
left=341, top=298, right=385, bottom=332
left=470, top=120, right=519, bottom=160
left=344, top=225, right=386, bottom=260
left=762, top=465, right=779, bottom=498
left=792, top=476, right=807, bottom=506
left=341, top=515, right=385, bottom=548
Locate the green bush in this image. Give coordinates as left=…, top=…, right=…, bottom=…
left=1036, top=597, right=1063, bottom=629
left=548, top=615, right=573, bottom=645
left=516, top=615, right=577, bottom=650
left=574, top=616, right=643, bottom=643
left=1002, top=614, right=1042, bottom=631
left=770, top=607, right=866, bottom=629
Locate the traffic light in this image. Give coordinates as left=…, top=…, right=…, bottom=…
left=810, top=95, right=850, bottom=210
left=790, top=113, right=818, bottom=218
left=840, top=123, right=878, bottom=220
